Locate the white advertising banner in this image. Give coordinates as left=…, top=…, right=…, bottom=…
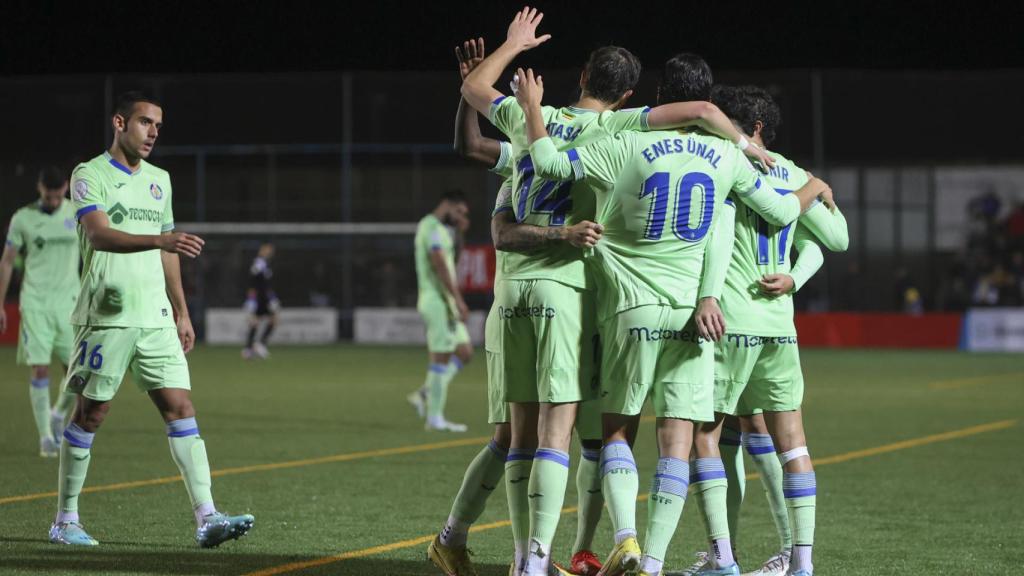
left=963, top=308, right=1024, bottom=352
left=354, top=307, right=486, bottom=345
left=206, top=308, right=338, bottom=344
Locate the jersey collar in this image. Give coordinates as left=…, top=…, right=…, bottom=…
left=103, top=151, right=140, bottom=176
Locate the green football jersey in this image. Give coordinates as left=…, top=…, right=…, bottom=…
left=415, top=213, right=456, bottom=307
left=4, top=200, right=80, bottom=311
left=489, top=97, right=650, bottom=289
left=69, top=152, right=176, bottom=328
left=530, top=129, right=801, bottom=321
left=720, top=150, right=849, bottom=336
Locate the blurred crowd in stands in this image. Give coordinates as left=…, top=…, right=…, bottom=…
left=948, top=191, right=1024, bottom=309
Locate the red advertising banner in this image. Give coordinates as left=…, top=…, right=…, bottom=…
left=456, top=244, right=496, bottom=294
left=794, top=312, right=962, bottom=349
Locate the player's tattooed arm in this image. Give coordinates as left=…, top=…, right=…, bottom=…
left=79, top=211, right=204, bottom=257
left=454, top=38, right=506, bottom=167
left=647, top=102, right=775, bottom=170
left=491, top=210, right=602, bottom=253
left=0, top=243, right=17, bottom=333
left=461, top=6, right=551, bottom=115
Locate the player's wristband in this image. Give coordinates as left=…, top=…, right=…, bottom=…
left=736, top=136, right=750, bottom=151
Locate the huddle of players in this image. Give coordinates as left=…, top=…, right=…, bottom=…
left=428, top=7, right=847, bottom=576
left=2, top=92, right=254, bottom=548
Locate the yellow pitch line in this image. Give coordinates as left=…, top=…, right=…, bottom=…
left=0, top=435, right=491, bottom=506
left=929, top=372, right=1024, bottom=390
left=241, top=418, right=1017, bottom=576
left=1, top=417, right=658, bottom=507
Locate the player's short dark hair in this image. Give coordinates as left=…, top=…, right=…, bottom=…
left=728, top=85, right=781, bottom=146
left=583, top=46, right=641, bottom=104
left=440, top=189, right=467, bottom=205
left=113, top=91, right=161, bottom=119
left=659, top=53, right=713, bottom=104
left=38, top=165, right=66, bottom=190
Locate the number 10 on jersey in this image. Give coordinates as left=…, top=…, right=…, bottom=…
left=640, top=171, right=716, bottom=242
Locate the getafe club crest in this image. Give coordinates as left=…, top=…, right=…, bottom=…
left=73, top=180, right=88, bottom=201
left=150, top=183, right=163, bottom=200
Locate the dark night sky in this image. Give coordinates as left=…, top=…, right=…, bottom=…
left=3, top=0, right=1023, bottom=75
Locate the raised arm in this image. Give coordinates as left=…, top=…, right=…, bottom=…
left=647, top=102, right=775, bottom=170
left=515, top=68, right=592, bottom=183
left=453, top=38, right=508, bottom=167
left=798, top=200, right=849, bottom=252
left=461, top=7, right=551, bottom=115
left=695, top=200, right=737, bottom=340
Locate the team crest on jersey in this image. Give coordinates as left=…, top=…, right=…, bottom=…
left=73, top=180, right=88, bottom=201
left=150, top=183, right=163, bottom=200
left=64, top=218, right=75, bottom=230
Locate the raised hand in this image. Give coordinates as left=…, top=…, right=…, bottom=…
left=743, top=141, right=776, bottom=173
left=455, top=37, right=486, bottom=80
left=805, top=174, right=836, bottom=212
left=513, top=67, right=544, bottom=109
left=505, top=6, right=551, bottom=51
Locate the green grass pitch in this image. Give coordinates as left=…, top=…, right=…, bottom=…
left=0, top=345, right=1021, bottom=575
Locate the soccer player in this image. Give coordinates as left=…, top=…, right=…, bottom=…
left=412, top=189, right=474, bottom=432
left=427, top=37, right=517, bottom=576
left=49, top=91, right=254, bottom=547
left=460, top=9, right=775, bottom=575
left=673, top=85, right=849, bottom=576
left=0, top=166, right=80, bottom=457
left=431, top=37, right=610, bottom=576
left=516, top=54, right=829, bottom=576
left=242, top=242, right=279, bottom=359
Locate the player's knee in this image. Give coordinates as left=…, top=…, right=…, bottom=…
left=456, top=345, right=473, bottom=365
left=76, top=404, right=109, bottom=433
left=31, top=365, right=49, bottom=379
left=492, top=423, right=512, bottom=451
left=778, top=445, right=813, bottom=472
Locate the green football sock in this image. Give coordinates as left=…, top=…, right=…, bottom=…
left=783, top=470, right=816, bottom=572
left=506, top=449, right=535, bottom=570
left=744, top=433, right=792, bottom=549
left=528, top=449, right=571, bottom=550
left=694, top=458, right=735, bottom=567
left=166, top=418, right=215, bottom=522
left=425, top=363, right=451, bottom=420
left=30, top=378, right=53, bottom=441
left=56, top=423, right=94, bottom=522
left=601, top=441, right=638, bottom=542
left=441, top=440, right=508, bottom=547
left=572, top=448, right=602, bottom=553
left=720, top=428, right=745, bottom=543
left=643, top=457, right=689, bottom=563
